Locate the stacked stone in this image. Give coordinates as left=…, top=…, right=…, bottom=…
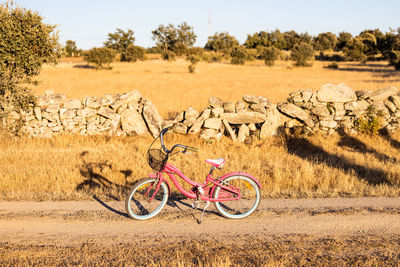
left=17, top=90, right=163, bottom=138
left=163, top=95, right=282, bottom=142
left=277, top=83, right=400, bottom=134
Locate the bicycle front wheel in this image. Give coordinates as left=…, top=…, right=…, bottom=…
left=213, top=174, right=261, bottom=219
left=125, top=177, right=169, bottom=220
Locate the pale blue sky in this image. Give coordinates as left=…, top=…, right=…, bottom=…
left=15, top=0, right=400, bottom=49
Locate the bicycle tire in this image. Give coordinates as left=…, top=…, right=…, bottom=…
left=213, top=174, right=261, bottom=219
left=125, top=177, right=169, bottom=220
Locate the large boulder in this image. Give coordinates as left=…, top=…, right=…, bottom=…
left=260, top=105, right=282, bottom=138
left=277, top=102, right=314, bottom=127
left=203, top=118, right=222, bottom=130
left=237, top=124, right=249, bottom=143
left=142, top=99, right=163, bottom=137
left=368, top=87, right=399, bottom=102
left=121, top=109, right=147, bottom=135
left=220, top=112, right=266, bottom=124
left=189, top=109, right=211, bottom=134
left=317, top=83, right=357, bottom=103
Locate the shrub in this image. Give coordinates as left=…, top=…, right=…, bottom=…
left=202, top=52, right=223, bottom=63
left=204, top=32, right=239, bottom=55
left=262, top=47, right=279, bottom=66
left=104, top=28, right=135, bottom=62
left=388, top=51, right=400, bottom=70
left=161, top=50, right=176, bottom=61
left=0, top=3, right=59, bottom=116
left=186, top=55, right=200, bottom=73
left=343, top=37, right=367, bottom=62
left=290, top=43, right=314, bottom=66
left=84, top=47, right=116, bottom=69
left=325, top=62, right=339, bottom=69
left=355, top=105, right=382, bottom=135
left=230, top=46, right=247, bottom=65
left=123, top=45, right=147, bottom=62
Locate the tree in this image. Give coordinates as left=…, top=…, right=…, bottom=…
left=104, top=28, right=136, bottom=62
left=336, top=32, right=353, bottom=50
left=152, top=22, right=196, bottom=56
left=290, top=43, right=314, bottom=66
left=244, top=31, right=270, bottom=49
left=124, top=45, right=146, bottom=62
left=84, top=47, right=116, bottom=69
left=343, top=37, right=367, bottom=62
left=230, top=46, right=247, bottom=65
left=314, top=32, right=337, bottom=51
left=0, top=3, right=59, bottom=113
left=262, top=47, right=279, bottom=66
left=65, top=40, right=79, bottom=57
left=205, top=32, right=239, bottom=55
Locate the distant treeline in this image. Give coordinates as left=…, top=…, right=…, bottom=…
left=64, top=23, right=400, bottom=70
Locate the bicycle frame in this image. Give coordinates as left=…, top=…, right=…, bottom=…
left=148, top=163, right=262, bottom=202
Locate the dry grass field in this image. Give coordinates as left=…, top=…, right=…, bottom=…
left=32, top=58, right=400, bottom=116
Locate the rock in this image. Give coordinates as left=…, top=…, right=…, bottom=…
left=332, top=103, right=345, bottom=116
left=50, top=125, right=63, bottom=132
left=311, top=105, right=331, bottom=117
left=121, top=109, right=147, bottom=135
left=260, top=105, right=282, bottom=137
left=209, top=97, right=223, bottom=108
left=85, top=97, right=102, bottom=109
left=97, top=107, right=115, bottom=119
left=237, top=124, right=249, bottom=143
left=250, top=103, right=266, bottom=114
left=60, top=109, right=77, bottom=120
left=317, top=83, right=357, bottom=103
left=80, top=107, right=97, bottom=118
left=36, top=96, right=51, bottom=107
left=368, top=87, right=398, bottom=101
left=173, top=123, right=188, bottom=134
left=222, top=119, right=237, bottom=142
left=384, top=100, right=396, bottom=113
left=235, top=101, right=248, bottom=113
left=173, top=112, right=184, bottom=123
left=199, top=129, right=222, bottom=141
left=42, top=112, right=59, bottom=122
left=223, top=102, right=235, bottom=113
left=277, top=102, right=314, bottom=127
left=119, top=90, right=141, bottom=104
left=161, top=120, right=174, bottom=129
left=189, top=109, right=211, bottom=134
left=243, top=95, right=269, bottom=105
left=220, top=112, right=267, bottom=124
left=7, top=111, right=20, bottom=120
left=142, top=99, right=163, bottom=137
left=211, top=107, right=224, bottom=118
left=45, top=89, right=55, bottom=96
left=301, top=90, right=313, bottom=102
left=46, top=105, right=60, bottom=114
left=344, top=100, right=369, bottom=111
left=64, top=99, right=82, bottom=109
left=203, top=118, right=222, bottom=130
left=389, top=95, right=400, bottom=109
left=248, top=123, right=257, bottom=131
left=289, top=89, right=302, bottom=98
left=355, top=90, right=372, bottom=100
left=319, top=119, right=337, bottom=129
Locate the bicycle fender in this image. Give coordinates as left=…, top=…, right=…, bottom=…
left=210, top=172, right=262, bottom=197
left=149, top=173, right=172, bottom=196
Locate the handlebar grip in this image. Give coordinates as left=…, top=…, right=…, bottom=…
left=186, top=146, right=198, bottom=153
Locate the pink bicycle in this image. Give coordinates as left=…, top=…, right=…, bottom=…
left=125, top=127, right=261, bottom=221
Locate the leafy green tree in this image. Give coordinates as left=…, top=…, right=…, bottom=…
left=314, top=32, right=337, bottom=51
left=204, top=32, right=239, bottom=55
left=343, top=37, right=367, bottom=62
left=262, top=47, right=279, bottom=66
left=124, top=45, right=146, bottom=62
left=84, top=47, right=116, bottom=69
left=290, top=43, right=314, bottom=66
left=230, top=46, right=248, bottom=65
left=336, top=32, right=353, bottom=50
left=104, top=28, right=135, bottom=62
left=152, top=22, right=196, bottom=56
left=0, top=3, right=59, bottom=113
left=65, top=40, right=79, bottom=57
left=244, top=31, right=270, bottom=49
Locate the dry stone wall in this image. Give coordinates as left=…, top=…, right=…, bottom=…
left=1, top=84, right=400, bottom=142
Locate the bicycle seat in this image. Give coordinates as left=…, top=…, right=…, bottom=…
left=205, top=158, right=225, bottom=169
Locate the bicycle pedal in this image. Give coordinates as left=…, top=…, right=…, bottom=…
left=192, top=200, right=200, bottom=209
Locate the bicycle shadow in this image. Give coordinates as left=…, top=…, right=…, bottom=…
left=285, top=136, right=390, bottom=186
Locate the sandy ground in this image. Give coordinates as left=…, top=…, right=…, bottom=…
left=1, top=197, right=400, bottom=265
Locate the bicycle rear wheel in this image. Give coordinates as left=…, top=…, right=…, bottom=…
left=213, top=174, right=261, bottom=219
left=125, top=177, right=169, bottom=220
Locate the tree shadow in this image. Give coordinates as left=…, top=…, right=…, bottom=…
left=76, top=151, right=133, bottom=201
left=285, top=136, right=390, bottom=186
left=73, top=64, right=95, bottom=69
left=337, top=133, right=398, bottom=164
left=380, top=128, right=400, bottom=150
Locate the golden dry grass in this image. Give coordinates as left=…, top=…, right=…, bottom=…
left=32, top=59, right=400, bottom=116
left=1, top=130, right=400, bottom=201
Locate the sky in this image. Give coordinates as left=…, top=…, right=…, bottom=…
left=14, top=0, right=400, bottom=50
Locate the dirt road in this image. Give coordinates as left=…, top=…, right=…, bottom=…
left=1, top=197, right=400, bottom=265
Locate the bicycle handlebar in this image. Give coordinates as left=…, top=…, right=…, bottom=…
left=159, top=127, right=198, bottom=155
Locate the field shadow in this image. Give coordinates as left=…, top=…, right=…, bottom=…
left=285, top=136, right=390, bottom=185
left=337, top=134, right=398, bottom=164
left=73, top=64, right=95, bottom=69
left=380, top=128, right=400, bottom=150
